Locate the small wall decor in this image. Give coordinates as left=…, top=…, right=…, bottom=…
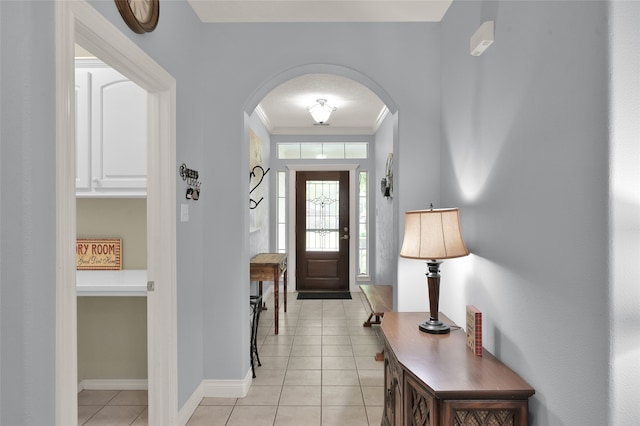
left=115, top=0, right=159, bottom=34
left=76, top=238, right=122, bottom=270
left=381, top=153, right=393, bottom=198
left=249, top=130, right=267, bottom=232
left=179, top=163, right=201, bottom=201
left=250, top=165, right=270, bottom=210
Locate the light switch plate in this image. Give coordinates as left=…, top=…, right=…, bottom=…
left=180, top=204, right=189, bottom=222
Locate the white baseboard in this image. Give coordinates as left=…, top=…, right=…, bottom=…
left=201, top=370, right=253, bottom=398
left=177, top=381, right=204, bottom=426
left=177, top=286, right=273, bottom=424
left=177, top=371, right=253, bottom=426
left=78, top=379, right=148, bottom=391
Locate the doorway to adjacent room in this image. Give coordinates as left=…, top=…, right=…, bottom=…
left=56, top=2, right=177, bottom=425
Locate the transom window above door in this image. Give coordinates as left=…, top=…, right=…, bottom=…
left=277, top=142, right=368, bottom=160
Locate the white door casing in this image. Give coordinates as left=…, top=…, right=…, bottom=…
left=286, top=164, right=358, bottom=293
left=55, top=2, right=177, bottom=425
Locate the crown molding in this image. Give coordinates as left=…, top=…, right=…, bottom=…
left=254, top=104, right=273, bottom=133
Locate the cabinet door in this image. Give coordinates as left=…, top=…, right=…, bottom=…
left=90, top=67, right=147, bottom=196
left=75, top=69, right=92, bottom=193
left=404, top=373, right=437, bottom=426
left=383, top=357, right=395, bottom=425
left=383, top=350, right=393, bottom=425
left=441, top=400, right=528, bottom=426
left=383, top=342, right=404, bottom=426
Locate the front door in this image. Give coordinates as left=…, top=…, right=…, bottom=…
left=296, top=171, right=350, bottom=292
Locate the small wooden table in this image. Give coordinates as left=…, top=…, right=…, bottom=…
left=250, top=253, right=287, bottom=335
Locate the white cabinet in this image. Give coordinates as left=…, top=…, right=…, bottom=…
left=75, top=59, right=147, bottom=197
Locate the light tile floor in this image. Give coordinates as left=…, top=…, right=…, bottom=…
left=188, top=291, right=384, bottom=426
left=78, top=389, right=148, bottom=425
left=78, top=291, right=385, bottom=426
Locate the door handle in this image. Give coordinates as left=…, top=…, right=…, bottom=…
left=341, top=226, right=349, bottom=240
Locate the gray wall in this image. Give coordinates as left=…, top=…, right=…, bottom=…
left=374, top=114, right=397, bottom=290
left=1, top=2, right=56, bottom=424
left=81, top=0, right=210, bottom=410
left=439, top=1, right=608, bottom=425
left=199, top=21, right=441, bottom=384
left=3, top=1, right=637, bottom=425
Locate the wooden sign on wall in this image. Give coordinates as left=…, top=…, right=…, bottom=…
left=76, top=238, right=122, bottom=270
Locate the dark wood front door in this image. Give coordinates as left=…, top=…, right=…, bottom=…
left=296, top=171, right=349, bottom=292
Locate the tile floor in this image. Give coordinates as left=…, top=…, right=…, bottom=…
left=78, top=389, right=148, bottom=425
left=78, top=290, right=385, bottom=426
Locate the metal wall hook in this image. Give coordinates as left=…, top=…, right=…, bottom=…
left=249, top=165, right=270, bottom=209
left=179, top=163, right=199, bottom=182
left=180, top=163, right=201, bottom=201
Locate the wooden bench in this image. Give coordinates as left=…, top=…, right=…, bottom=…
left=359, top=284, right=393, bottom=361
left=360, top=284, right=393, bottom=327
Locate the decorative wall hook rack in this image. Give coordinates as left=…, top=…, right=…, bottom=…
left=381, top=153, right=393, bottom=199
left=249, top=165, right=270, bottom=210
left=179, top=163, right=202, bottom=200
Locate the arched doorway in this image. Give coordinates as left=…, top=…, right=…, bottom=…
left=242, top=64, right=399, bottom=296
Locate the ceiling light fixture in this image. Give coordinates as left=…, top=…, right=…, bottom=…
left=307, top=99, right=336, bottom=124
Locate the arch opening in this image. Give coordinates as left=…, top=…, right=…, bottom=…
left=242, top=63, right=399, bottom=300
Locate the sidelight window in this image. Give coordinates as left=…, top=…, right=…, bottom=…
left=358, top=171, right=369, bottom=276
left=277, top=171, right=287, bottom=253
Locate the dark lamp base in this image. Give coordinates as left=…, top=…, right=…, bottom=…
left=418, top=319, right=450, bottom=334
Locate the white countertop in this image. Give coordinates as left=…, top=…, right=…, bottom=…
left=76, top=269, right=147, bottom=296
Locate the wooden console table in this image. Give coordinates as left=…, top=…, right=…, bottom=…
left=381, top=312, right=534, bottom=426
left=250, top=253, right=287, bottom=335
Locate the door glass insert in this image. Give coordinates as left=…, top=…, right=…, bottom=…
left=306, top=180, right=339, bottom=252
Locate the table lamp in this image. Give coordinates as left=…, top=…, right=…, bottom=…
left=400, top=206, right=469, bottom=334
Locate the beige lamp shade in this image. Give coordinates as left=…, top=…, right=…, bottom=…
left=400, top=208, right=469, bottom=260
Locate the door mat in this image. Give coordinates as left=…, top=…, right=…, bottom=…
left=297, top=292, right=352, bottom=300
